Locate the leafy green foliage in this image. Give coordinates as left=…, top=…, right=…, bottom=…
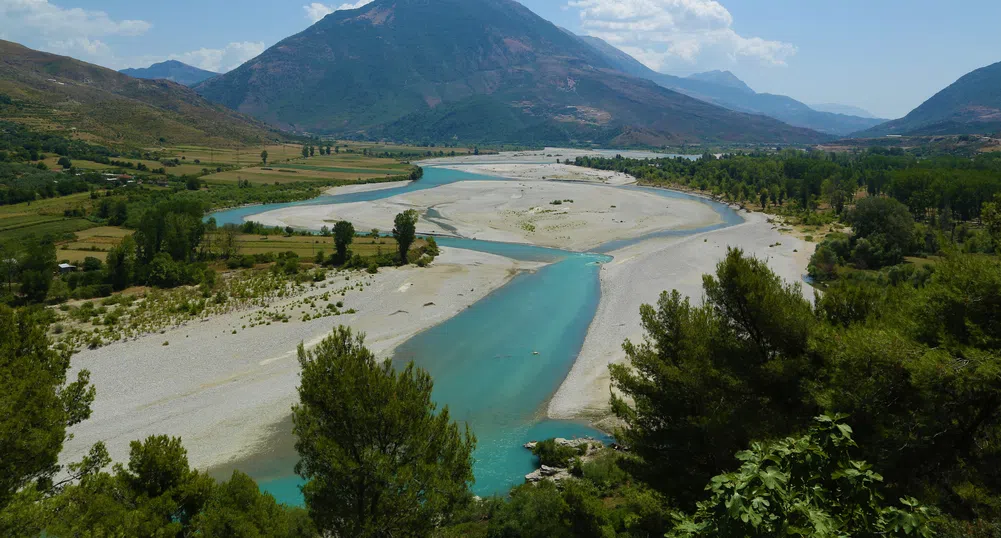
left=0, top=305, right=94, bottom=513
left=610, top=248, right=815, bottom=506
left=615, top=247, right=1001, bottom=526
left=193, top=470, right=314, bottom=537
left=43, top=435, right=308, bottom=537
left=531, top=439, right=583, bottom=468
left=293, top=326, right=476, bottom=537
left=393, top=209, right=419, bottom=265
left=666, top=416, right=937, bottom=538
left=333, top=220, right=355, bottom=264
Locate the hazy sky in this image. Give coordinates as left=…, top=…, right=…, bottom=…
left=2, top=0, right=999, bottom=119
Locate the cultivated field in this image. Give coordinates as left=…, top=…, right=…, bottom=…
left=0, top=192, right=99, bottom=244
left=218, top=233, right=422, bottom=259
left=56, top=227, right=134, bottom=263
left=200, top=153, right=415, bottom=185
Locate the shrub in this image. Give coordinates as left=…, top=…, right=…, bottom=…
left=531, top=439, right=580, bottom=468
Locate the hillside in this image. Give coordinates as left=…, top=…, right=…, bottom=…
left=194, top=0, right=825, bottom=146
left=0, top=40, right=280, bottom=147
left=120, top=60, right=219, bottom=86
left=859, top=61, right=1001, bottom=137
left=810, top=103, right=876, bottom=119
left=572, top=34, right=884, bottom=136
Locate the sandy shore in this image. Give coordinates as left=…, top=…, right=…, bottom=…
left=324, top=180, right=411, bottom=195
left=419, top=147, right=684, bottom=166
left=438, top=163, right=637, bottom=186
left=548, top=211, right=813, bottom=424
left=252, top=180, right=721, bottom=252
left=62, top=247, right=543, bottom=471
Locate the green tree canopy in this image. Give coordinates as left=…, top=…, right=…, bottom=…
left=610, top=248, right=816, bottom=506
left=393, top=209, right=419, bottom=265
left=333, top=220, right=355, bottom=264
left=667, top=416, right=936, bottom=538
left=293, top=326, right=476, bottom=537
left=0, top=306, right=94, bottom=512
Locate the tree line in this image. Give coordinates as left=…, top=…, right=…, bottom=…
left=10, top=242, right=997, bottom=534
left=574, top=149, right=1001, bottom=223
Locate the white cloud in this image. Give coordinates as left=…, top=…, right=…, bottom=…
left=303, top=0, right=373, bottom=23
left=0, top=0, right=150, bottom=42
left=568, top=0, right=795, bottom=72
left=166, top=41, right=266, bottom=73
left=0, top=0, right=150, bottom=66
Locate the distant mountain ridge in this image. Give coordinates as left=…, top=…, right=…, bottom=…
left=194, top=0, right=826, bottom=147
left=571, top=33, right=884, bottom=136
left=811, top=103, right=876, bottom=119
left=687, top=70, right=754, bottom=94
left=0, top=40, right=278, bottom=147
left=121, top=60, right=219, bottom=86
left=858, top=61, right=1001, bottom=137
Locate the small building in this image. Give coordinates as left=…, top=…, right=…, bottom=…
left=58, top=263, right=77, bottom=274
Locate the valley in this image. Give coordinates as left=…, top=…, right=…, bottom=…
left=3, top=0, right=1001, bottom=535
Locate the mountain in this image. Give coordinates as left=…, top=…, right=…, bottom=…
left=687, top=70, right=754, bottom=94
left=858, top=61, right=1001, bottom=137
left=810, top=103, right=876, bottom=119
left=0, top=40, right=279, bottom=147
left=194, top=0, right=826, bottom=147
left=572, top=34, right=884, bottom=136
left=120, top=60, right=219, bottom=86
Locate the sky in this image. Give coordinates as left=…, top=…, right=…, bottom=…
left=1, top=0, right=999, bottom=119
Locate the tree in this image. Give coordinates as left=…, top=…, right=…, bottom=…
left=610, top=248, right=815, bottom=506
left=393, top=209, right=419, bottom=265
left=667, top=416, right=936, bottom=538
left=309, top=145, right=315, bottom=157
left=983, top=195, right=1001, bottom=250
left=193, top=470, right=314, bottom=537
left=218, top=223, right=241, bottom=259
left=301, top=146, right=309, bottom=159
left=293, top=326, right=475, bottom=538
left=106, top=236, right=137, bottom=291
left=260, top=150, right=268, bottom=165
left=333, top=220, right=355, bottom=264
left=17, top=238, right=56, bottom=304
left=45, top=435, right=214, bottom=536
left=57, top=157, right=72, bottom=169
left=0, top=306, right=94, bottom=512
left=844, top=196, right=914, bottom=266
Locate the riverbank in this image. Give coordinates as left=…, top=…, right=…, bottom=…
left=250, top=179, right=722, bottom=252
left=323, top=180, right=412, bottom=195
left=438, top=163, right=637, bottom=186
left=548, top=211, right=814, bottom=424
left=62, top=247, right=544, bottom=472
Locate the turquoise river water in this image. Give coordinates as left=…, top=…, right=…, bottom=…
left=207, top=162, right=740, bottom=504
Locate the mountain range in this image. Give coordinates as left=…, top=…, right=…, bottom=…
left=120, top=60, right=219, bottom=87
left=0, top=40, right=278, bottom=147
left=857, top=60, right=1001, bottom=137
left=569, top=33, right=885, bottom=136
left=194, top=0, right=826, bottom=146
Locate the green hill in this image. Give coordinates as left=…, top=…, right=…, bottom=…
left=194, top=0, right=826, bottom=147
left=120, top=60, right=219, bottom=87
left=859, top=61, right=1001, bottom=137
left=0, top=40, right=281, bottom=148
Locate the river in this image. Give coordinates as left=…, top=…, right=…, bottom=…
left=207, top=158, right=740, bottom=504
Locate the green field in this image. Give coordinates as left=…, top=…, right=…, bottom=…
left=159, top=144, right=305, bottom=166
left=200, top=151, right=417, bottom=185
left=223, top=233, right=423, bottom=258
left=0, top=193, right=100, bottom=244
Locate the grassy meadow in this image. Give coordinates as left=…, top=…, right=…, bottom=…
left=0, top=192, right=100, bottom=245
left=200, top=151, right=417, bottom=185
left=226, top=233, right=421, bottom=259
